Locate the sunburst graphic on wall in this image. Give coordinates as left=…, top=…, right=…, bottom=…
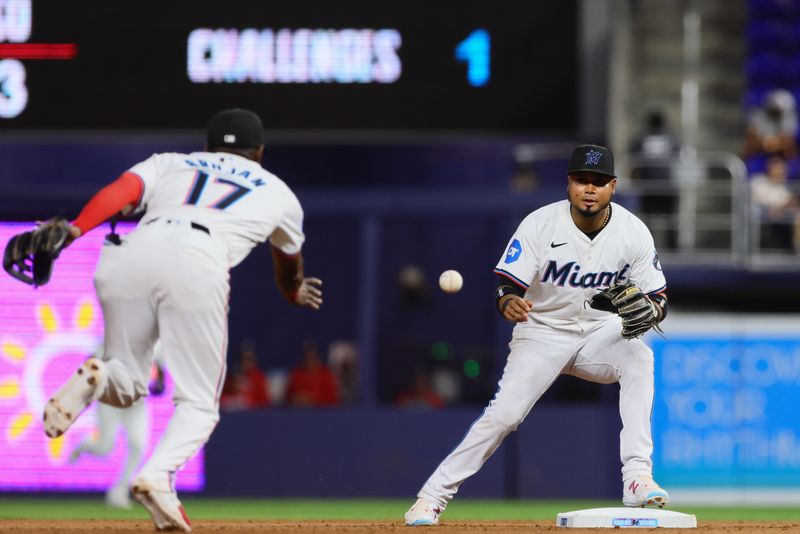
left=0, top=297, right=101, bottom=464
left=0, top=222, right=203, bottom=491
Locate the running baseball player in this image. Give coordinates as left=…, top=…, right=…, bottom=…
left=405, top=144, right=669, bottom=526
left=41, top=108, right=322, bottom=532
left=69, top=342, right=165, bottom=509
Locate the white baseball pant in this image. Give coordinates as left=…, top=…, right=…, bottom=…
left=93, top=221, right=229, bottom=478
left=418, top=318, right=655, bottom=509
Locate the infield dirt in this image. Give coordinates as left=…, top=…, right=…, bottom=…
left=3, top=519, right=799, bottom=532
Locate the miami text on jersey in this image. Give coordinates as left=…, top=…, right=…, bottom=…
left=541, top=260, right=630, bottom=288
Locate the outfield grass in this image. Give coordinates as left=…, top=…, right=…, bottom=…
left=0, top=498, right=798, bottom=522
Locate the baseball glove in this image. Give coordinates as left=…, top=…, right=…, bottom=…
left=588, top=281, right=661, bottom=339
left=3, top=217, right=72, bottom=287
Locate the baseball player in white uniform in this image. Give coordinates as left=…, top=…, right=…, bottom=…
left=69, top=342, right=165, bottom=509
left=42, top=109, right=322, bottom=532
left=406, top=144, right=669, bottom=526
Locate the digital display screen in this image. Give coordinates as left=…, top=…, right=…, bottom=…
left=0, top=0, right=577, bottom=131
left=651, top=317, right=800, bottom=493
left=0, top=222, right=204, bottom=491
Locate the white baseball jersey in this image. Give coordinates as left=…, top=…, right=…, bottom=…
left=494, top=200, right=666, bottom=333
left=129, top=151, right=305, bottom=268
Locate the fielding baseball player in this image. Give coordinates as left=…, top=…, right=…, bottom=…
left=69, top=342, right=165, bottom=509
left=41, top=108, right=322, bottom=532
left=406, top=144, right=669, bottom=526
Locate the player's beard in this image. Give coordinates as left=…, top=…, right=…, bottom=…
left=570, top=196, right=610, bottom=219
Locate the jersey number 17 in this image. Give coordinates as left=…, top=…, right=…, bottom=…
left=184, top=171, right=251, bottom=210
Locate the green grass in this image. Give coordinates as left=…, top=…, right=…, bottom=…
left=0, top=498, right=798, bottom=522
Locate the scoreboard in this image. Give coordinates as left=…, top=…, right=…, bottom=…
left=0, top=0, right=577, bottom=131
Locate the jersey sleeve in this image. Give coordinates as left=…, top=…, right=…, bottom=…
left=71, top=171, right=144, bottom=235
left=268, top=188, right=305, bottom=255
left=627, top=223, right=667, bottom=295
left=493, top=216, right=539, bottom=289
left=126, top=153, right=165, bottom=213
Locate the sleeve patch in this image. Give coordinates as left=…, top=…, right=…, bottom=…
left=653, top=250, right=662, bottom=271
left=504, top=239, right=522, bottom=264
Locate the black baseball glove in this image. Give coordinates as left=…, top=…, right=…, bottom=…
left=3, top=217, right=73, bottom=287
left=588, top=281, right=662, bottom=339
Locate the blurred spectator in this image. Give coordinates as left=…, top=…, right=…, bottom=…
left=750, top=155, right=800, bottom=251
left=398, top=264, right=430, bottom=308
left=743, top=89, right=798, bottom=160
left=286, top=339, right=341, bottom=407
left=328, top=340, right=359, bottom=405
left=220, top=339, right=270, bottom=411
left=430, top=366, right=461, bottom=404
left=395, top=368, right=445, bottom=410
left=629, top=109, right=681, bottom=249
left=509, top=144, right=540, bottom=192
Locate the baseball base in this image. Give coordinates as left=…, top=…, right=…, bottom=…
left=556, top=507, right=697, bottom=528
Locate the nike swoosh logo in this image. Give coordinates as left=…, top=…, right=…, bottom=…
left=551, top=241, right=567, bottom=248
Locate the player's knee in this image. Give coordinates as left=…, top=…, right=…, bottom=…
left=98, top=387, right=144, bottom=408
left=626, top=345, right=654, bottom=375
left=99, top=379, right=147, bottom=408
left=485, top=405, right=526, bottom=433
left=179, top=397, right=220, bottom=426
left=99, top=393, right=139, bottom=409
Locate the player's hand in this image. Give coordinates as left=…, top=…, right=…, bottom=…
left=36, top=220, right=81, bottom=247
left=294, top=277, right=323, bottom=310
left=501, top=295, right=532, bottom=323
left=67, top=224, right=81, bottom=244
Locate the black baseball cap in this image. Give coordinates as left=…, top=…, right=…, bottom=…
left=567, top=144, right=616, bottom=178
left=206, top=108, right=264, bottom=149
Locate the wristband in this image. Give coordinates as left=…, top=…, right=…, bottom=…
left=496, top=284, right=523, bottom=316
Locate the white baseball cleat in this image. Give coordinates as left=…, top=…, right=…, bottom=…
left=43, top=358, right=106, bottom=439
left=623, top=476, right=669, bottom=508
left=405, top=498, right=443, bottom=526
left=132, top=472, right=192, bottom=532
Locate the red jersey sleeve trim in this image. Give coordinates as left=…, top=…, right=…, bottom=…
left=493, top=268, right=530, bottom=289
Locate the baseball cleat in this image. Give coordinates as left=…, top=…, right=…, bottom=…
left=43, top=358, right=106, bottom=438
left=132, top=472, right=192, bottom=532
left=622, top=476, right=669, bottom=508
left=405, top=498, right=443, bottom=526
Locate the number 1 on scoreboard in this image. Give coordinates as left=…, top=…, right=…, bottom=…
left=455, top=29, right=490, bottom=87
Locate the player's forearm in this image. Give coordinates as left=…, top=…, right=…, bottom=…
left=72, top=172, right=143, bottom=235
left=271, top=246, right=303, bottom=302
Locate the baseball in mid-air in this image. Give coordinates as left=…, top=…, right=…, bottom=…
left=439, top=270, right=463, bottom=293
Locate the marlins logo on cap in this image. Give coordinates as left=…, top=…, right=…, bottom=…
left=567, top=144, right=615, bottom=177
